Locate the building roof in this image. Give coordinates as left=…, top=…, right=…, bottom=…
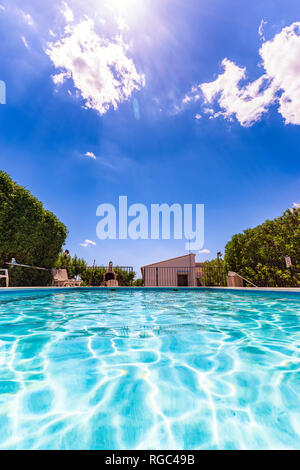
left=141, top=253, right=195, bottom=269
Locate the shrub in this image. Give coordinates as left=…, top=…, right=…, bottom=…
left=0, top=171, right=67, bottom=286
left=197, top=259, right=227, bottom=286
left=225, top=207, right=300, bottom=287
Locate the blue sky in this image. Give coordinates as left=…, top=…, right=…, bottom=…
left=0, top=0, right=300, bottom=274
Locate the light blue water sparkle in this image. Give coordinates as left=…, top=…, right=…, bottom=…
left=0, top=288, right=300, bottom=450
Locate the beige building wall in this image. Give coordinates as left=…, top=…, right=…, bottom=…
left=141, top=254, right=197, bottom=287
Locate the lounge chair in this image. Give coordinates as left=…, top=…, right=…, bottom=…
left=0, top=269, right=9, bottom=287
left=52, top=269, right=82, bottom=287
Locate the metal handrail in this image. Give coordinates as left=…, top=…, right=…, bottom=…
left=235, top=272, right=258, bottom=288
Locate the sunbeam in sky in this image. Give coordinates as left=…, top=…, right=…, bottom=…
left=106, top=0, right=141, bottom=14
left=104, top=0, right=147, bottom=26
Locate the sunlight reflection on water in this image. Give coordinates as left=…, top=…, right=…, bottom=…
left=0, top=289, right=300, bottom=449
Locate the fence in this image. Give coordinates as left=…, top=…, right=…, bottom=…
left=2, top=260, right=300, bottom=288
left=142, top=266, right=227, bottom=287
left=59, top=265, right=135, bottom=286
left=142, top=263, right=300, bottom=288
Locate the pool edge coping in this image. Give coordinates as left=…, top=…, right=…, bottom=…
left=1, top=286, right=300, bottom=293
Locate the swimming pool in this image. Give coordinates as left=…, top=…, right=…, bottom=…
left=0, top=288, right=299, bottom=449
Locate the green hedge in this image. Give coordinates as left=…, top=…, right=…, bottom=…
left=224, top=207, right=300, bottom=287
left=0, top=171, right=67, bottom=286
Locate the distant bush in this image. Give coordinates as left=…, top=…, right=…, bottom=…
left=82, top=267, right=105, bottom=286
left=197, top=259, right=227, bottom=286
left=0, top=171, right=67, bottom=286
left=114, top=267, right=135, bottom=286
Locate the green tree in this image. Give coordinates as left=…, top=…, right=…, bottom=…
left=0, top=171, right=67, bottom=286
left=225, top=207, right=300, bottom=287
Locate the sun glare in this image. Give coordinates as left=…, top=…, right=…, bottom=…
left=106, top=0, right=143, bottom=20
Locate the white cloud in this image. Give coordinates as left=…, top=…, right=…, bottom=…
left=293, top=202, right=300, bottom=208
left=258, top=19, right=267, bottom=40
left=0, top=5, right=5, bottom=11
left=46, top=17, right=145, bottom=115
left=52, top=72, right=70, bottom=84
left=62, top=2, right=74, bottom=23
left=195, top=113, right=202, bottom=120
left=84, top=151, right=97, bottom=160
left=116, top=16, right=129, bottom=31
left=84, top=148, right=136, bottom=172
left=199, top=249, right=210, bottom=254
left=80, top=239, right=96, bottom=247
left=183, top=22, right=300, bottom=127
left=85, top=239, right=96, bottom=246
left=19, top=10, right=34, bottom=27
left=182, top=95, right=191, bottom=104
left=262, top=22, right=300, bottom=125
left=200, top=59, right=277, bottom=127
left=203, top=108, right=214, bottom=115
left=21, top=36, right=29, bottom=49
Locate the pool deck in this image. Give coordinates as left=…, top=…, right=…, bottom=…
left=0, top=286, right=300, bottom=293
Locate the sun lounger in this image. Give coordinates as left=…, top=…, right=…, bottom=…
left=0, top=269, right=9, bottom=287
left=52, top=269, right=82, bottom=287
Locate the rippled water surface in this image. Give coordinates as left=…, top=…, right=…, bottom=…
left=0, top=288, right=300, bottom=449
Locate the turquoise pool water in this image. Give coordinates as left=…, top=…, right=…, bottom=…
left=0, top=288, right=300, bottom=449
